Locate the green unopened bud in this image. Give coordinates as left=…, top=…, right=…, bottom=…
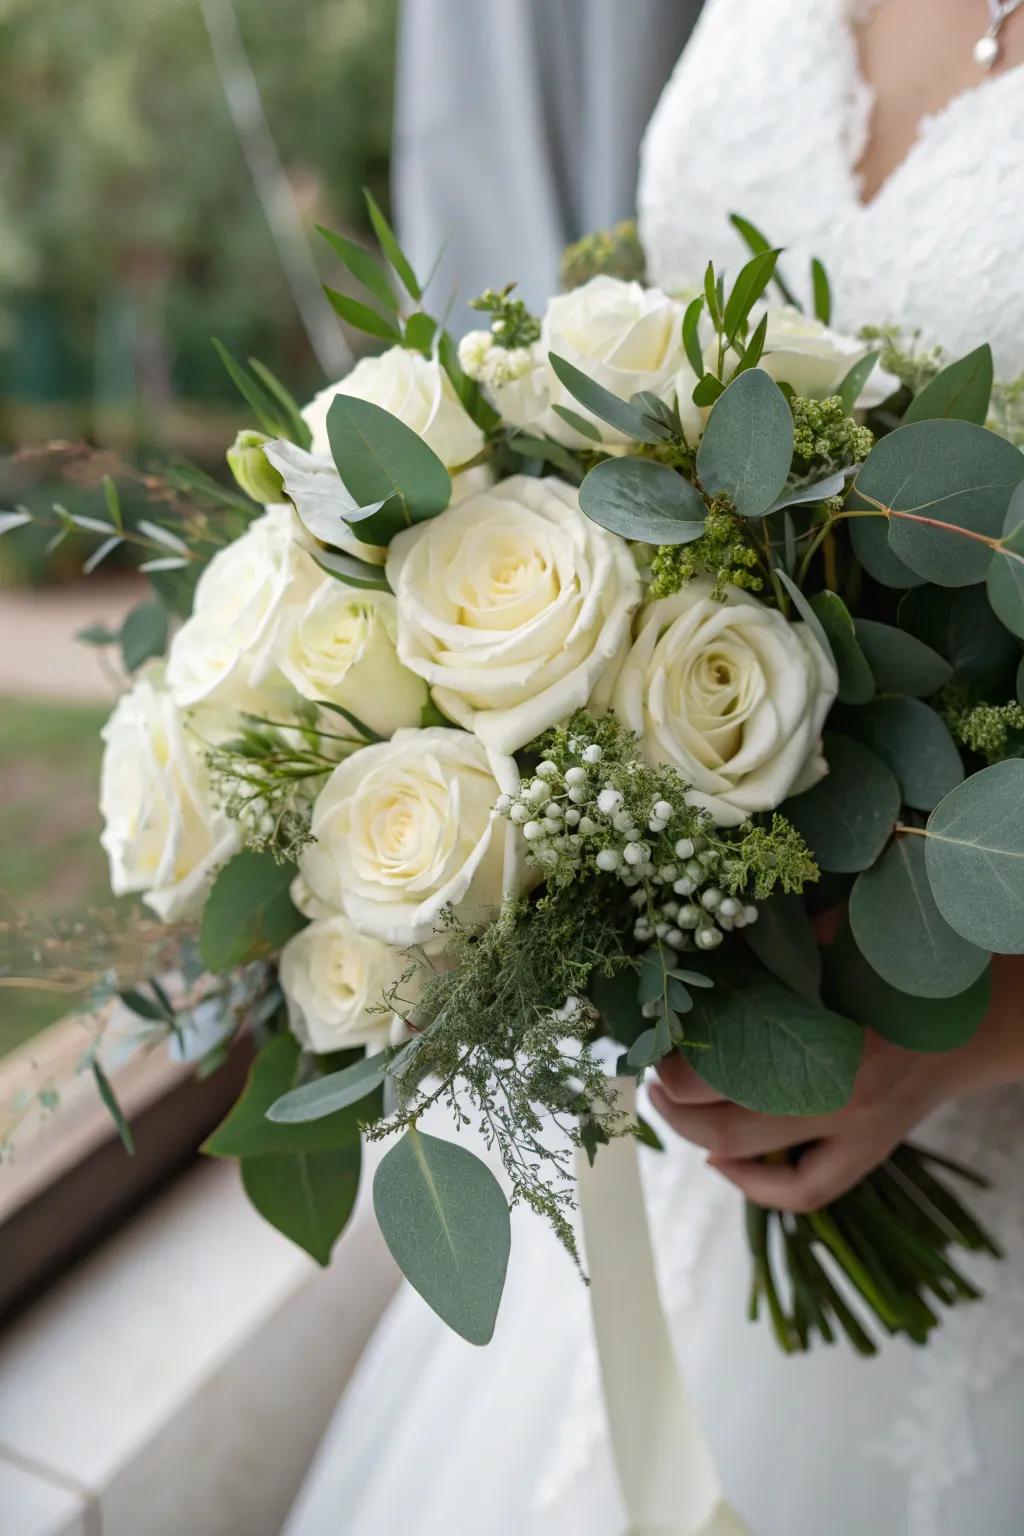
left=227, top=429, right=285, bottom=504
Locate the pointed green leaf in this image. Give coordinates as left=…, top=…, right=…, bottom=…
left=323, top=286, right=403, bottom=342
left=681, top=295, right=705, bottom=378
left=810, top=258, right=831, bottom=325
left=317, top=225, right=399, bottom=311
left=200, top=851, right=306, bottom=973
left=268, top=1049, right=390, bottom=1123
left=549, top=354, right=669, bottom=444
left=364, top=188, right=422, bottom=300
left=373, top=1129, right=510, bottom=1345
left=808, top=590, right=874, bottom=704
left=205, top=1034, right=366, bottom=1157
left=326, top=395, right=451, bottom=544
left=903, top=344, right=993, bottom=426
left=837, top=351, right=883, bottom=414
left=120, top=599, right=168, bottom=672
left=92, top=1058, right=135, bottom=1154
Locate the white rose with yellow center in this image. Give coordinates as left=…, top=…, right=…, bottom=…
left=276, top=581, right=426, bottom=738
left=279, top=914, right=411, bottom=1055
left=100, top=669, right=240, bottom=921
left=540, top=276, right=684, bottom=448
left=166, top=505, right=320, bottom=710
left=613, top=580, right=838, bottom=827
left=300, top=727, right=521, bottom=945
left=386, top=475, right=640, bottom=754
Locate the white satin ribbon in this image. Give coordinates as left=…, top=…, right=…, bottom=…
left=576, top=1078, right=749, bottom=1536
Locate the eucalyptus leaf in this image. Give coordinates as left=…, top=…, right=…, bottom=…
left=897, top=583, right=1020, bottom=695
left=326, top=396, right=452, bottom=543
left=903, top=344, right=993, bottom=426
left=769, top=469, right=849, bottom=513
left=696, top=370, right=794, bottom=518
left=849, top=834, right=990, bottom=997
left=313, top=547, right=391, bottom=592
left=924, top=761, right=1024, bottom=953
left=205, top=1035, right=368, bottom=1158
left=852, top=618, right=952, bottom=697
left=682, top=953, right=862, bottom=1116
left=578, top=457, right=706, bottom=544
left=848, top=695, right=964, bottom=812
left=267, top=1049, right=391, bottom=1123
left=855, top=421, right=1024, bottom=586
left=242, top=1139, right=361, bottom=1266
left=823, top=921, right=989, bottom=1052
left=849, top=506, right=925, bottom=589
left=550, top=403, right=602, bottom=442
left=986, top=481, right=1024, bottom=641
left=549, top=354, right=668, bottom=444
left=742, top=892, right=822, bottom=1005
left=373, top=1128, right=511, bottom=1345
left=808, top=591, right=874, bottom=705
left=200, top=851, right=306, bottom=973
left=120, top=600, right=169, bottom=672
left=783, top=734, right=900, bottom=873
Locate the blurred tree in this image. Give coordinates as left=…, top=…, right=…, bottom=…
left=0, top=0, right=396, bottom=423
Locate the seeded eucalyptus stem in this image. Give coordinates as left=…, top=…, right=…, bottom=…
left=745, top=1142, right=998, bottom=1355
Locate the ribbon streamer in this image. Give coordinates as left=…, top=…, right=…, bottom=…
left=577, top=1078, right=749, bottom=1536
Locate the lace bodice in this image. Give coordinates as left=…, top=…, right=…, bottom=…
left=638, top=0, right=1024, bottom=380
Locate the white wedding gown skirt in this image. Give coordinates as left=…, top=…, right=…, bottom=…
left=284, top=1086, right=1024, bottom=1536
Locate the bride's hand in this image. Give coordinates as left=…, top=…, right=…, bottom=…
left=649, top=954, right=1024, bottom=1212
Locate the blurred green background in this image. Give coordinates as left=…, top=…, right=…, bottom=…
left=0, top=0, right=397, bottom=1054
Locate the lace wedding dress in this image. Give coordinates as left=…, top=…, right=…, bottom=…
left=284, top=4, right=1024, bottom=1532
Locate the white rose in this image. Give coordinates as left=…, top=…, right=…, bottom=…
left=757, top=307, right=899, bottom=407
left=303, top=347, right=488, bottom=486
left=100, top=669, right=240, bottom=921
left=385, top=475, right=641, bottom=754
left=279, top=914, right=410, bottom=1054
left=613, top=580, right=838, bottom=827
left=540, top=276, right=684, bottom=447
left=166, top=505, right=321, bottom=710
left=299, top=727, right=520, bottom=945
left=276, top=580, right=427, bottom=737
left=264, top=439, right=388, bottom=566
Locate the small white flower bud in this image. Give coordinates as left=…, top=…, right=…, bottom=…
left=666, top=928, right=684, bottom=949
left=596, top=848, right=622, bottom=872
left=629, top=889, right=647, bottom=908
left=623, top=842, right=647, bottom=866
left=743, top=905, right=759, bottom=924
left=663, top=901, right=680, bottom=919
left=542, top=816, right=562, bottom=834
left=563, top=808, right=580, bottom=826
left=582, top=744, right=603, bottom=764
left=654, top=801, right=674, bottom=822
left=685, top=859, right=705, bottom=882
left=545, top=800, right=564, bottom=818
left=536, top=760, right=558, bottom=779
left=568, top=786, right=589, bottom=805
left=717, top=913, right=734, bottom=931
left=655, top=921, right=670, bottom=939
left=510, top=803, right=529, bottom=824
left=648, top=815, right=667, bottom=833
left=612, top=809, right=634, bottom=832
left=674, top=837, right=695, bottom=860
left=535, top=846, right=558, bottom=865
left=701, top=887, right=723, bottom=911
left=696, top=926, right=724, bottom=950
left=527, top=779, right=550, bottom=803
left=523, top=820, right=545, bottom=841
left=578, top=815, right=597, bottom=835
left=565, top=766, right=588, bottom=787
left=718, top=897, right=740, bottom=918
left=623, top=827, right=642, bottom=842
left=673, top=876, right=696, bottom=897
left=494, top=794, right=512, bottom=814
left=597, top=788, right=623, bottom=815
left=658, top=864, right=678, bottom=883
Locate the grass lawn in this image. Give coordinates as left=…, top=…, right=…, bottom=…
left=0, top=696, right=112, bottom=1057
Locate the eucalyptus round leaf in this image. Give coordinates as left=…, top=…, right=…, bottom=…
left=902, top=344, right=994, bottom=427
left=849, top=508, right=925, bottom=589
left=924, top=761, right=1024, bottom=954
left=741, top=892, right=822, bottom=1005
left=897, top=582, right=1020, bottom=696
left=855, top=420, right=1024, bottom=586
left=809, top=590, right=874, bottom=705
left=823, top=922, right=989, bottom=1052
left=849, top=834, right=990, bottom=997
left=695, top=369, right=794, bottom=518
left=852, top=618, right=952, bottom=697
left=578, top=457, right=706, bottom=544
left=373, top=1129, right=511, bottom=1345
left=783, top=734, right=900, bottom=873
left=986, top=481, right=1024, bottom=641
left=326, top=395, right=452, bottom=543
left=851, top=696, right=964, bottom=812
left=682, top=953, right=862, bottom=1116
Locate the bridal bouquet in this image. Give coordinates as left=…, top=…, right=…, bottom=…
left=12, top=200, right=1024, bottom=1356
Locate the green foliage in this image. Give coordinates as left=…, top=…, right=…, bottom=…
left=783, top=734, right=900, bottom=874
left=986, top=482, right=1024, bottom=640
left=924, top=761, right=1024, bottom=953
left=898, top=583, right=1020, bottom=698
left=682, top=952, right=863, bottom=1116
left=903, top=344, right=994, bottom=426
left=847, top=696, right=964, bottom=812
left=741, top=892, right=821, bottom=1004
left=696, top=370, right=794, bottom=518
left=200, top=851, right=306, bottom=972
left=648, top=505, right=763, bottom=600
left=852, top=618, right=952, bottom=698
left=807, top=590, right=874, bottom=705
left=549, top=353, right=670, bottom=444
left=268, top=1047, right=391, bottom=1122
left=849, top=835, right=990, bottom=997
left=325, top=395, right=452, bottom=543
left=559, top=220, right=646, bottom=290
left=578, top=456, right=705, bottom=544
left=205, top=712, right=348, bottom=861
left=824, top=922, right=988, bottom=1053
left=373, top=1128, right=511, bottom=1345
left=946, top=699, right=1024, bottom=762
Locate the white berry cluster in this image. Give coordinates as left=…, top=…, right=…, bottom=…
left=495, top=736, right=758, bottom=954
left=457, top=329, right=539, bottom=388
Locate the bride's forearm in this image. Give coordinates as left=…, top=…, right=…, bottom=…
left=947, top=955, right=1024, bottom=1097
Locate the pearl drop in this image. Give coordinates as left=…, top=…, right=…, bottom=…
left=974, top=32, right=999, bottom=68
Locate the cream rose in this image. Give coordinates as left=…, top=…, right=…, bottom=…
left=757, top=307, right=899, bottom=408
left=276, top=580, right=426, bottom=737
left=613, top=581, right=838, bottom=827
left=540, top=276, right=684, bottom=447
left=279, top=914, right=411, bottom=1054
left=385, top=475, right=641, bottom=754
left=166, top=505, right=321, bottom=710
left=303, top=347, right=487, bottom=483
left=299, top=727, right=520, bottom=945
left=100, top=669, right=240, bottom=921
